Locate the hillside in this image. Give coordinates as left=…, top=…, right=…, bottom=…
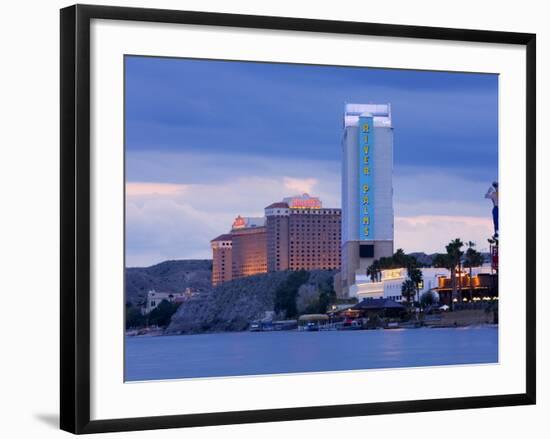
left=166, top=269, right=337, bottom=334
left=125, top=259, right=213, bottom=306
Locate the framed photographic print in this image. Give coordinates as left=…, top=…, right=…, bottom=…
left=60, top=4, right=536, bottom=434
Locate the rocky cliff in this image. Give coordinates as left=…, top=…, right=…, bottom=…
left=166, top=269, right=336, bottom=334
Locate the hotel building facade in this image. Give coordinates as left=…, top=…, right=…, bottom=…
left=265, top=195, right=341, bottom=272
left=231, top=216, right=268, bottom=280
left=211, top=195, right=341, bottom=286
left=210, top=216, right=267, bottom=286
left=210, top=233, right=233, bottom=286
left=341, top=103, right=395, bottom=296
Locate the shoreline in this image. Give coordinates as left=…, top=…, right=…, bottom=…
left=126, top=322, right=499, bottom=338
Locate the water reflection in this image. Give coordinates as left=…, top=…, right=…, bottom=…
left=125, top=327, right=498, bottom=381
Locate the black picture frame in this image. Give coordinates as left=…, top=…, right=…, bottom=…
left=60, top=4, right=536, bottom=434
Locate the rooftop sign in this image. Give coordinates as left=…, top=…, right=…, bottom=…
left=284, top=194, right=322, bottom=209
left=232, top=215, right=266, bottom=229
left=232, top=215, right=247, bottom=229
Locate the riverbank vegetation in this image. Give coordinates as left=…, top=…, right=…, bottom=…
left=125, top=299, right=181, bottom=330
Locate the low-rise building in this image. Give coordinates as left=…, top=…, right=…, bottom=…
left=141, top=288, right=192, bottom=314
left=349, top=265, right=494, bottom=303
left=434, top=269, right=498, bottom=306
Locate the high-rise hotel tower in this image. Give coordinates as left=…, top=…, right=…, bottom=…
left=341, top=103, right=394, bottom=296
left=265, top=194, right=341, bottom=272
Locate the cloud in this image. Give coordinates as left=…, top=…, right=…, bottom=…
left=283, top=177, right=318, bottom=194
left=125, top=172, right=338, bottom=266
left=395, top=215, right=493, bottom=254
left=126, top=182, right=187, bottom=197
left=393, top=166, right=495, bottom=217
left=124, top=150, right=343, bottom=266
left=126, top=150, right=339, bottom=186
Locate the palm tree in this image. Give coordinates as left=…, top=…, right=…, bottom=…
left=378, top=256, right=394, bottom=270
left=445, top=238, right=464, bottom=310
left=432, top=253, right=451, bottom=270
left=393, top=248, right=409, bottom=268
left=397, top=253, right=423, bottom=305
left=464, top=241, right=484, bottom=302
left=401, top=279, right=416, bottom=305
left=367, top=260, right=381, bottom=282
left=408, top=265, right=423, bottom=304
left=432, top=252, right=452, bottom=307
left=457, top=245, right=464, bottom=302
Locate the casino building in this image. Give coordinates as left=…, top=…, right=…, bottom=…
left=341, top=103, right=394, bottom=296
left=265, top=194, right=341, bottom=272
left=210, top=195, right=341, bottom=286
left=210, top=216, right=268, bottom=286
left=230, top=216, right=267, bottom=280
left=210, top=216, right=267, bottom=286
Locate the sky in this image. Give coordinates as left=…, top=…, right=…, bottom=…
left=125, top=56, right=498, bottom=267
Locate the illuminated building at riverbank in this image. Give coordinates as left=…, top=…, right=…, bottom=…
left=350, top=267, right=448, bottom=302
left=231, top=216, right=268, bottom=280
left=349, top=265, right=496, bottom=305
left=265, top=194, right=341, bottom=272
left=211, top=216, right=267, bottom=285
left=341, top=103, right=394, bottom=296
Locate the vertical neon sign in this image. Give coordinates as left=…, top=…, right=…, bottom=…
left=359, top=116, right=374, bottom=240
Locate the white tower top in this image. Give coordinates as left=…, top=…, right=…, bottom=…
left=344, top=103, right=392, bottom=128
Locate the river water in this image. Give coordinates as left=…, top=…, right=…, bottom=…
left=125, top=326, right=498, bottom=381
